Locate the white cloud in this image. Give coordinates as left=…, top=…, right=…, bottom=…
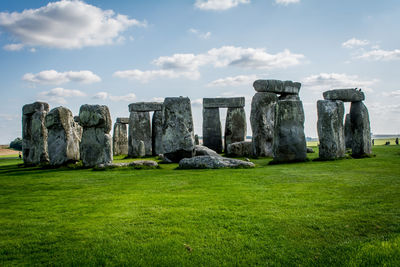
left=191, top=98, right=203, bottom=107
left=0, top=0, right=146, bottom=49
left=357, top=48, right=400, bottom=61
left=93, top=92, right=136, bottom=102
left=189, top=28, right=211, bottom=39
left=207, top=74, right=258, bottom=87
left=302, top=73, right=378, bottom=93
left=115, top=46, right=304, bottom=83
left=275, top=0, right=300, bottom=5
left=383, top=90, right=400, bottom=97
left=3, top=43, right=24, bottom=51
left=23, top=70, right=101, bottom=85
left=0, top=114, right=19, bottom=121
left=342, top=38, right=369, bottom=49
left=38, top=87, right=86, bottom=104
left=195, top=0, right=250, bottom=10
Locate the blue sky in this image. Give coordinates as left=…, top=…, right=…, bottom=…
left=0, top=0, right=399, bottom=143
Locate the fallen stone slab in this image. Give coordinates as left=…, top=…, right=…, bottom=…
left=116, top=117, right=129, bottom=124
left=253, top=80, right=301, bottom=94
left=203, top=97, right=245, bottom=108
left=226, top=141, right=253, bottom=157
left=179, top=155, right=255, bottom=169
left=129, top=102, right=163, bottom=112
left=100, top=160, right=158, bottom=168
left=323, top=89, right=365, bottom=102
left=195, top=145, right=221, bottom=157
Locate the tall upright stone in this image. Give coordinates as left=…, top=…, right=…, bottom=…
left=152, top=110, right=163, bottom=155
left=128, top=111, right=152, bottom=157
left=224, top=107, right=247, bottom=150
left=344, top=113, right=352, bottom=149
left=250, top=92, right=278, bottom=157
left=203, top=108, right=222, bottom=153
left=273, top=100, right=307, bottom=162
left=350, top=101, right=372, bottom=157
left=79, top=104, right=113, bottom=167
left=317, top=100, right=346, bottom=160
left=162, top=97, right=195, bottom=162
left=45, top=106, right=81, bottom=165
left=22, top=102, right=50, bottom=165
left=113, top=118, right=129, bottom=156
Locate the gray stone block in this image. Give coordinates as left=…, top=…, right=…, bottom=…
left=179, top=155, right=254, bottom=169
left=323, top=89, right=365, bottom=102
left=23, top=101, right=49, bottom=115
left=344, top=113, right=352, bottom=149
left=253, top=79, right=301, bottom=94
left=224, top=107, right=247, bottom=150
left=116, top=117, right=129, bottom=124
left=202, top=107, right=222, bottom=153
left=203, top=97, right=245, bottom=108
left=128, top=102, right=163, bottom=112
left=350, top=101, right=372, bottom=157
left=152, top=110, right=163, bottom=155
left=113, top=122, right=128, bottom=155
left=80, top=128, right=113, bottom=167
left=79, top=104, right=112, bottom=133
left=128, top=111, right=152, bottom=157
left=226, top=141, right=253, bottom=157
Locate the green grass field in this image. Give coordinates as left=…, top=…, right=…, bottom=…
left=0, top=146, right=399, bottom=266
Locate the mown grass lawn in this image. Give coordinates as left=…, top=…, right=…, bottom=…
left=0, top=146, right=399, bottom=266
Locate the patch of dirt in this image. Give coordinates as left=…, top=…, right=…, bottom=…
left=0, top=148, right=20, bottom=156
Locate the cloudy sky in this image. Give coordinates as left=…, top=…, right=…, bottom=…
left=0, top=0, right=399, bottom=143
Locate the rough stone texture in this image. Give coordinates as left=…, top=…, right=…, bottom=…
left=79, top=104, right=113, bottom=167
left=162, top=97, right=195, bottom=162
left=279, top=94, right=300, bottom=101
left=323, top=89, right=365, bottom=102
left=273, top=100, right=307, bottom=162
left=226, top=141, right=253, bottom=157
left=195, top=145, right=221, bottom=157
left=250, top=92, right=278, bottom=157
left=80, top=128, right=113, bottom=167
left=73, top=116, right=80, bottom=123
left=97, top=160, right=158, bottom=168
left=22, top=102, right=50, bottom=165
left=253, top=79, right=301, bottom=94
left=152, top=110, right=163, bottom=155
left=203, top=108, right=222, bottom=153
left=113, top=122, right=128, bottom=155
left=79, top=104, right=112, bottom=132
left=116, top=117, right=129, bottom=124
left=344, top=113, right=352, bottom=149
left=129, top=102, right=163, bottom=112
left=350, top=101, right=372, bottom=157
left=307, top=147, right=315, bottom=153
left=179, top=155, right=254, bottom=169
left=224, top=107, right=247, bottom=151
left=195, top=134, right=199, bottom=145
left=45, top=106, right=81, bottom=165
left=203, top=97, right=245, bottom=108
left=317, top=100, right=346, bottom=160
left=128, top=111, right=152, bottom=157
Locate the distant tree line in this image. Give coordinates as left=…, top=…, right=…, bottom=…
left=10, top=137, right=22, bottom=151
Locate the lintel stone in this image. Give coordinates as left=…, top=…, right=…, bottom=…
left=129, top=102, right=163, bottom=112
left=253, top=80, right=301, bottom=94
left=23, top=102, right=50, bottom=115
left=116, top=117, right=129, bottom=124
left=323, top=89, right=365, bottom=102
left=203, top=97, right=245, bottom=108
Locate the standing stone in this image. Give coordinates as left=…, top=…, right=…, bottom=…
left=45, top=107, right=81, bottom=165
left=250, top=92, right=278, bottom=157
left=152, top=110, right=163, bottom=155
left=317, top=100, right=346, bottom=160
left=79, top=104, right=113, bottom=167
left=224, top=107, right=247, bottom=150
left=113, top=118, right=129, bottom=156
left=273, top=100, right=307, bottom=162
left=203, top=108, right=222, bottom=153
left=128, top=111, right=152, bottom=157
left=195, top=134, right=200, bottom=145
left=226, top=141, right=253, bottom=157
left=162, top=97, right=195, bottom=162
left=350, top=101, right=372, bottom=157
left=22, top=102, right=50, bottom=165
left=344, top=113, right=352, bottom=149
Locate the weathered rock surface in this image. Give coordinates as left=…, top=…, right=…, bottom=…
left=350, top=101, right=372, bottom=157
left=317, top=100, right=346, bottom=160
left=116, top=117, right=129, bottom=124
left=203, top=107, right=223, bottom=153
left=45, top=106, right=81, bottom=165
left=113, top=121, right=128, bottom=155
left=226, top=141, right=253, bottom=157
left=224, top=107, right=247, bottom=150
left=128, top=111, right=152, bottom=157
left=179, top=155, right=255, bottom=169
left=162, top=97, right=195, bottom=162
left=273, top=100, right=307, bottom=162
left=79, top=104, right=113, bottom=167
left=253, top=80, right=301, bottom=94
left=129, top=102, right=163, bottom=112
left=73, top=116, right=80, bottom=123
left=22, top=102, right=50, bottom=165
left=97, top=160, right=158, bottom=168
left=307, top=147, right=315, bottom=153
left=79, top=104, right=112, bottom=132
left=203, top=97, right=245, bottom=108
left=195, top=134, right=199, bottom=145
left=323, top=89, right=365, bottom=102
left=80, top=128, right=113, bottom=167
left=152, top=110, right=163, bottom=155
left=250, top=92, right=278, bottom=157
left=344, top=113, right=352, bottom=149
left=195, top=145, right=221, bottom=157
